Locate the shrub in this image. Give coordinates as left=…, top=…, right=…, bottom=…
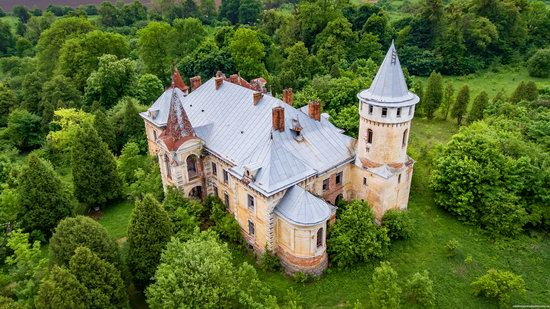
left=405, top=270, right=436, bottom=307
left=445, top=239, right=460, bottom=257
left=471, top=269, right=526, bottom=305
left=259, top=247, right=281, bottom=272
left=367, top=262, right=401, bottom=309
left=528, top=48, right=550, bottom=78
left=382, top=209, right=413, bottom=240
left=465, top=255, right=473, bottom=265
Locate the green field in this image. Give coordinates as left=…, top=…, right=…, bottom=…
left=97, top=118, right=550, bottom=308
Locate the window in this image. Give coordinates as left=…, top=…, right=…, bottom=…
left=335, top=172, right=343, bottom=186
left=211, top=162, right=217, bottom=177
left=382, top=108, right=387, bottom=117
left=397, top=107, right=401, bottom=117
left=367, top=129, right=373, bottom=144
left=213, top=185, right=219, bottom=197
left=186, top=155, right=198, bottom=179
left=316, top=228, right=323, bottom=248
left=363, top=177, right=367, bottom=186
left=164, top=154, right=171, bottom=179
left=224, top=192, right=230, bottom=208
left=322, top=178, right=329, bottom=192
left=153, top=130, right=157, bottom=141
left=248, top=220, right=255, bottom=236
left=223, top=170, right=229, bottom=184
left=247, top=194, right=255, bottom=210
left=368, top=105, right=373, bottom=115
left=398, top=174, right=402, bottom=184
left=402, top=129, right=408, bottom=148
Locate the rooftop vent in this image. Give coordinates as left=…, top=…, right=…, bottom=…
left=291, top=118, right=303, bottom=142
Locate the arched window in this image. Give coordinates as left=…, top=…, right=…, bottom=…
left=164, top=154, right=171, bottom=179
left=367, top=129, right=373, bottom=144
left=316, top=228, right=323, bottom=248
left=402, top=129, right=408, bottom=148
left=187, top=155, right=198, bottom=179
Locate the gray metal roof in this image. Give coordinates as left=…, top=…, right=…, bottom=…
left=145, top=78, right=356, bottom=196
left=275, top=185, right=333, bottom=226
left=357, top=42, right=419, bottom=106
left=140, top=88, right=188, bottom=127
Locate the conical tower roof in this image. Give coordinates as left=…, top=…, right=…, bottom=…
left=158, top=89, right=197, bottom=151
left=358, top=41, right=418, bottom=105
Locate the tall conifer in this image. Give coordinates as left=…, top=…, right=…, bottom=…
left=423, top=71, right=443, bottom=119
left=452, top=85, right=469, bottom=126
left=468, top=91, right=489, bottom=123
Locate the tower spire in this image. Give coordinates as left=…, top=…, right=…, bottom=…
left=158, top=90, right=196, bottom=151
left=367, top=41, right=409, bottom=100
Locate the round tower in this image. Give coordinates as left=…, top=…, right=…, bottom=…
left=354, top=42, right=419, bottom=218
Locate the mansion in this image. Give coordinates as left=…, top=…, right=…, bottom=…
left=140, top=43, right=418, bottom=274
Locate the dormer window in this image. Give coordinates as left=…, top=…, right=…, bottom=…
left=382, top=108, right=388, bottom=117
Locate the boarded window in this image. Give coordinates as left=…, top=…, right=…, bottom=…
left=317, top=228, right=323, bottom=248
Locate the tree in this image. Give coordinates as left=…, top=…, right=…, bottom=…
left=117, top=142, right=147, bottom=185
left=0, top=20, right=15, bottom=56
left=219, top=0, right=240, bottom=23
left=46, top=108, right=94, bottom=159
left=146, top=235, right=276, bottom=307
left=122, top=0, right=148, bottom=25
left=98, top=2, right=123, bottom=27
left=69, top=247, right=128, bottom=308
left=137, top=22, right=175, bottom=82
left=13, top=6, right=31, bottom=23
left=4, top=109, right=42, bottom=151
left=367, top=262, right=401, bottom=309
left=57, top=30, right=129, bottom=89
left=84, top=55, right=137, bottom=109
left=423, top=71, right=443, bottom=120
left=0, top=82, right=18, bottom=127
left=228, top=28, right=267, bottom=80
left=467, top=91, right=488, bottom=123
left=20, top=71, right=46, bottom=114
left=528, top=48, right=550, bottom=78
left=440, top=82, right=454, bottom=120
left=122, top=98, right=146, bottom=149
left=405, top=271, right=435, bottom=307
left=25, top=13, right=55, bottom=44
left=136, top=74, right=163, bottom=105
left=172, top=18, right=207, bottom=57
left=17, top=154, right=73, bottom=236
left=331, top=105, right=359, bottom=138
left=49, top=216, right=120, bottom=268
left=163, top=186, right=200, bottom=239
left=451, top=85, right=469, bottom=125
left=36, top=17, right=95, bottom=74
left=381, top=209, right=413, bottom=240
left=327, top=200, right=390, bottom=268
left=93, top=108, right=116, bottom=152
left=36, top=266, right=87, bottom=309
left=239, top=0, right=262, bottom=25
left=128, top=194, right=173, bottom=287
left=71, top=124, right=121, bottom=207
left=314, top=17, right=354, bottom=69
left=41, top=75, right=82, bottom=126
left=471, top=269, right=525, bottom=305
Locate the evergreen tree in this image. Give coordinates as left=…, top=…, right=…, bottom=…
left=509, top=81, right=538, bottom=104
left=93, top=108, right=116, bottom=152
left=127, top=194, right=173, bottom=288
left=510, top=81, right=527, bottom=104
left=238, top=0, right=262, bottom=25
left=367, top=262, right=401, bottom=309
left=36, top=266, right=87, bottom=309
left=71, top=124, right=120, bottom=207
left=440, top=82, right=454, bottom=120
left=17, top=154, right=73, bottom=236
left=423, top=71, right=443, bottom=120
left=122, top=99, right=144, bottom=145
left=219, top=0, right=240, bottom=24
left=69, top=247, right=128, bottom=308
left=49, top=216, right=121, bottom=269
left=451, top=85, right=469, bottom=126
left=468, top=91, right=489, bottom=123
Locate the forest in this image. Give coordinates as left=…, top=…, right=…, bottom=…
left=0, top=0, right=549, bottom=307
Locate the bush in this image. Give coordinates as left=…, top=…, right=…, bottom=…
left=445, top=239, right=460, bottom=257
left=259, top=247, right=281, bottom=272
left=528, top=48, right=550, bottom=78
left=207, top=196, right=243, bottom=245
left=405, top=270, right=436, bottom=307
left=382, top=209, right=413, bottom=240
left=471, top=269, right=526, bottom=305
left=367, top=262, right=401, bottom=309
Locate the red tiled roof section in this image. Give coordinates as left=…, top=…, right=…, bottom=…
left=158, top=90, right=197, bottom=151
left=172, top=68, right=188, bottom=92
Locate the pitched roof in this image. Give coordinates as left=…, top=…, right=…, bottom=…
left=357, top=41, right=419, bottom=106
left=157, top=89, right=197, bottom=151
left=143, top=77, right=356, bottom=196
left=275, top=185, right=333, bottom=226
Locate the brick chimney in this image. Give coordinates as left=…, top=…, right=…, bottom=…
left=215, top=77, right=223, bottom=90
left=253, top=92, right=263, bottom=105
left=190, top=76, right=202, bottom=90
left=272, top=107, right=285, bottom=132
left=282, top=88, right=293, bottom=105
left=230, top=74, right=239, bottom=84
left=308, top=100, right=321, bottom=121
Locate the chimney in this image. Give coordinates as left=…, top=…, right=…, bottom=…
left=215, top=77, right=223, bottom=90
left=282, top=88, right=293, bottom=105
left=253, top=92, right=263, bottom=105
left=230, top=74, right=239, bottom=84
left=308, top=100, right=321, bottom=121
left=190, top=76, right=202, bottom=90
left=272, top=107, right=285, bottom=132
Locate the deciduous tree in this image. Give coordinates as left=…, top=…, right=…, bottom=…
left=405, top=271, right=435, bottom=307
left=137, top=22, right=175, bottom=82
left=367, top=262, right=401, bottom=309
left=4, top=109, right=42, bottom=151
left=228, top=28, right=267, bottom=80
left=471, top=269, right=525, bottom=305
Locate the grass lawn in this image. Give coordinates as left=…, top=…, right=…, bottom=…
left=98, top=199, right=135, bottom=240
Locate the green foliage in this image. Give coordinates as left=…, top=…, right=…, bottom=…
left=136, top=73, right=164, bottom=105
left=49, top=216, right=121, bottom=269
left=93, top=108, right=116, bottom=152
left=41, top=75, right=82, bottom=125
left=404, top=270, right=435, bottom=307
left=328, top=200, right=390, bottom=268
left=127, top=194, right=173, bottom=288
left=117, top=142, right=147, bottom=185
left=527, top=48, right=550, bottom=78
left=68, top=247, right=128, bottom=308
left=172, top=18, right=207, bottom=57
left=17, top=154, right=73, bottom=236
left=381, top=209, right=413, bottom=240
left=0, top=82, right=18, bottom=127
left=229, top=28, right=267, bottom=80
left=137, top=21, right=175, bottom=82
left=445, top=239, right=460, bottom=257
left=423, top=71, right=443, bottom=119
left=259, top=247, right=281, bottom=272
left=71, top=124, right=120, bottom=207
left=313, top=17, right=354, bottom=69
left=146, top=235, right=276, bottom=308
left=510, top=81, right=539, bottom=104
left=471, top=269, right=526, bottom=305
left=163, top=186, right=201, bottom=239
left=108, top=97, right=147, bottom=153
left=3, top=108, right=43, bottom=151
left=46, top=108, right=94, bottom=160
left=36, top=266, right=87, bottom=309
left=0, top=20, right=15, bottom=56
left=207, top=196, right=243, bottom=244
left=238, top=0, right=262, bottom=25
left=126, top=163, right=164, bottom=202
left=467, top=91, right=489, bottom=123
left=451, top=85, right=469, bottom=125
left=367, top=262, right=401, bottom=309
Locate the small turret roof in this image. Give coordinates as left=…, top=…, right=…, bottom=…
left=275, top=185, right=333, bottom=226
left=158, top=89, right=197, bottom=151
